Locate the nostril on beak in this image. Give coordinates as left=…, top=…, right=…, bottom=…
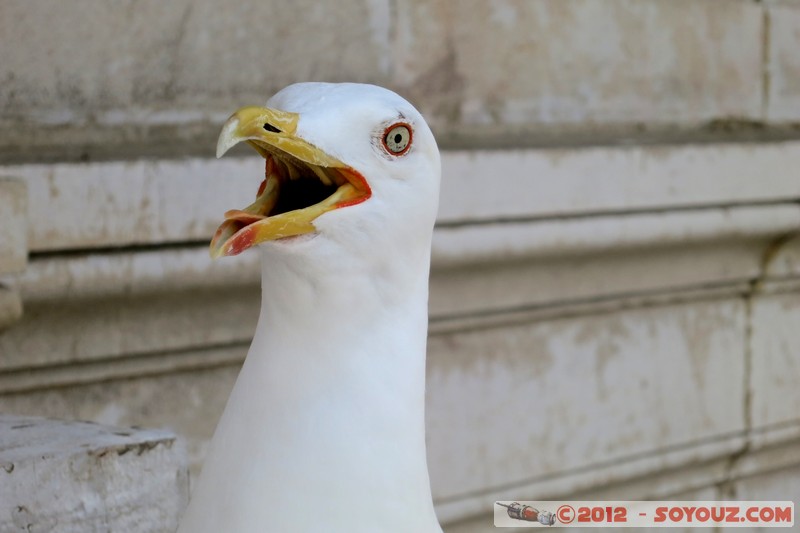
left=263, top=123, right=281, bottom=133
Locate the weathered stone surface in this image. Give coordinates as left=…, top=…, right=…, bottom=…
left=750, top=289, right=800, bottom=432
left=0, top=0, right=391, bottom=117
left=763, top=235, right=800, bottom=280
left=0, top=178, right=26, bottom=274
left=0, top=287, right=22, bottom=332
left=729, top=450, right=800, bottom=505
left=0, top=0, right=786, bottom=160
left=0, top=415, right=188, bottom=533
left=425, top=297, right=747, bottom=502
left=767, top=2, right=800, bottom=122
left=393, top=0, right=763, bottom=133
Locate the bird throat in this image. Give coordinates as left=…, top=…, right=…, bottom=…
left=178, top=248, right=442, bottom=532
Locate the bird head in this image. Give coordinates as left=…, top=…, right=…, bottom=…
left=211, top=83, right=441, bottom=261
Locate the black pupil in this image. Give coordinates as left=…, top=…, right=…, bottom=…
left=394, top=133, right=403, bottom=144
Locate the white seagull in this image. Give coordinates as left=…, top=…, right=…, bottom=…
left=177, top=83, right=443, bottom=532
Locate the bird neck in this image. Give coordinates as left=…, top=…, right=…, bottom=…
left=252, top=243, right=434, bottom=445
left=187, top=242, right=442, bottom=531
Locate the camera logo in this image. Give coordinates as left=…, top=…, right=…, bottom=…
left=496, top=502, right=556, bottom=526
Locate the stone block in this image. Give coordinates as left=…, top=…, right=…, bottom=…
left=766, top=2, right=800, bottom=122
left=0, top=366, right=240, bottom=481
left=392, top=0, right=763, bottom=132
left=0, top=415, right=188, bottom=533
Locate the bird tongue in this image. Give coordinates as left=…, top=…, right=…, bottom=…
left=223, top=173, right=280, bottom=225
left=209, top=159, right=280, bottom=257
left=224, top=158, right=281, bottom=223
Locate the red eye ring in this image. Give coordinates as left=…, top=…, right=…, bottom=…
left=381, top=122, right=413, bottom=156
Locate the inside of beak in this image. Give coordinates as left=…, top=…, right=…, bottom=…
left=210, top=107, right=371, bottom=258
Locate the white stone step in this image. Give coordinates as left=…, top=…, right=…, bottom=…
left=0, top=415, right=187, bottom=533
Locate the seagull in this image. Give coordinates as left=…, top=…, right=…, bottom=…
left=177, top=83, right=443, bottom=533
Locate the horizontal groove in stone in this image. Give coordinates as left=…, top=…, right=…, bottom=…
left=0, top=343, right=247, bottom=395
left=3, top=280, right=787, bottom=393
left=16, top=203, right=800, bottom=303
left=4, top=124, right=800, bottom=167
left=433, top=203, right=800, bottom=267
left=429, top=280, right=756, bottom=334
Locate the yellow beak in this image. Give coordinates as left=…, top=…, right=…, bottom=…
left=210, top=106, right=371, bottom=258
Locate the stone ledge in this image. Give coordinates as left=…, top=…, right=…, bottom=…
left=0, top=415, right=188, bottom=533
left=12, top=204, right=800, bottom=305
left=0, top=178, right=26, bottom=275
left=0, top=283, right=752, bottom=394
left=3, top=243, right=797, bottom=375
left=6, top=142, right=800, bottom=253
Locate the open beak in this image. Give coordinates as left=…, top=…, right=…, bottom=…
left=211, top=106, right=371, bottom=258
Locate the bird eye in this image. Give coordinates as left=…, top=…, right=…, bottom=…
left=382, top=123, right=412, bottom=155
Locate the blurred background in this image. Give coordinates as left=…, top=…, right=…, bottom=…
left=1, top=1, right=799, bottom=531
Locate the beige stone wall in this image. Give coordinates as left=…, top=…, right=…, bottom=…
left=2, top=0, right=800, bottom=162
left=2, top=1, right=800, bottom=531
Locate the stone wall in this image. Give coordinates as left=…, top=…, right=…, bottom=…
left=2, top=0, right=799, bottom=163
left=1, top=1, right=799, bottom=531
